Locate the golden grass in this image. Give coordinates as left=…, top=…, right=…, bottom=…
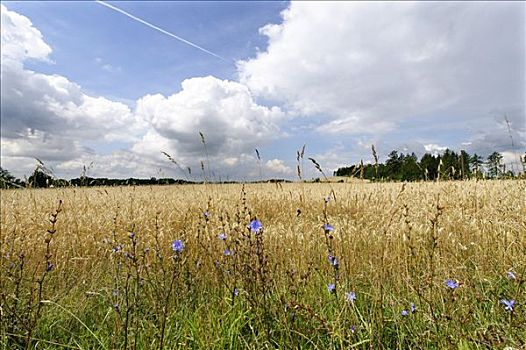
left=1, top=180, right=525, bottom=348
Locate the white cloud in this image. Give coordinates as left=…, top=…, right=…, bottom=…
left=1, top=3, right=524, bottom=179
left=0, top=63, right=145, bottom=166
left=265, top=158, right=292, bottom=175
left=134, top=76, right=284, bottom=160
left=223, top=157, right=239, bottom=166
left=1, top=5, right=286, bottom=179
left=94, top=56, right=122, bottom=73
left=501, top=151, right=524, bottom=173
left=316, top=117, right=395, bottom=135
left=424, top=144, right=448, bottom=155
left=1, top=4, right=52, bottom=65
left=1, top=5, right=144, bottom=177
left=239, top=2, right=524, bottom=136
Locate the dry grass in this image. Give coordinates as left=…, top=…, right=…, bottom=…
left=1, top=180, right=525, bottom=349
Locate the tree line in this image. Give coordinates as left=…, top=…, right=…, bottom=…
left=0, top=167, right=291, bottom=189
left=0, top=168, right=195, bottom=189
left=334, top=149, right=526, bottom=181
left=1, top=148, right=524, bottom=189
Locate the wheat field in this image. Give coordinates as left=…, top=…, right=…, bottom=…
left=1, top=180, right=525, bottom=349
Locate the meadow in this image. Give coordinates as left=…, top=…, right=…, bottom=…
left=1, top=180, right=525, bottom=349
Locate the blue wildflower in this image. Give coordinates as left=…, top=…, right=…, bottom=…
left=172, top=240, right=184, bottom=253
left=323, top=223, right=334, bottom=231
left=350, top=325, right=356, bottom=333
left=328, top=283, right=336, bottom=294
left=204, top=211, right=210, bottom=219
left=507, top=271, right=516, bottom=280
left=46, top=262, right=54, bottom=272
left=249, top=219, right=263, bottom=233
left=233, top=287, right=239, bottom=297
left=445, top=279, right=459, bottom=289
left=223, top=249, right=232, bottom=256
left=328, top=255, right=339, bottom=267
left=410, top=303, right=416, bottom=313
left=501, top=299, right=515, bottom=312
left=401, top=309, right=409, bottom=316
left=129, top=232, right=135, bottom=239
left=218, top=232, right=227, bottom=241
left=346, top=291, right=356, bottom=303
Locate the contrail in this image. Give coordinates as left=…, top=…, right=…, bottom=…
left=95, top=0, right=230, bottom=62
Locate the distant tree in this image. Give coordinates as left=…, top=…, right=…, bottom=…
left=0, top=167, right=18, bottom=188
left=400, top=153, right=421, bottom=181
left=440, top=149, right=460, bottom=180
left=470, top=153, right=484, bottom=178
left=487, top=151, right=503, bottom=178
left=28, top=169, right=53, bottom=188
left=459, top=150, right=471, bottom=179
left=385, top=150, right=402, bottom=180
left=420, top=153, right=439, bottom=180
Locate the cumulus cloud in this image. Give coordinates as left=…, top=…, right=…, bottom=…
left=1, top=4, right=51, bottom=64
left=424, top=144, right=448, bottom=156
left=2, top=3, right=524, bottom=179
left=1, top=65, right=144, bottom=140
left=1, top=5, right=145, bottom=177
left=1, top=5, right=286, bottom=179
left=1, top=7, right=161, bottom=178
left=134, top=76, right=284, bottom=161
left=239, top=1, right=525, bottom=139
left=265, top=159, right=292, bottom=175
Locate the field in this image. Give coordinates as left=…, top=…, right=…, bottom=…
left=1, top=180, right=525, bottom=349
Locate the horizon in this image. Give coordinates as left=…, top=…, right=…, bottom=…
left=1, top=1, right=524, bottom=181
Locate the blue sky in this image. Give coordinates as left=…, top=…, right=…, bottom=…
left=7, top=1, right=286, bottom=99
left=1, top=1, right=524, bottom=179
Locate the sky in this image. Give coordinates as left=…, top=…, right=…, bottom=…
left=1, top=1, right=525, bottom=181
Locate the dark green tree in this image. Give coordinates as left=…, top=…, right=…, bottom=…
left=400, top=153, right=421, bottom=181
left=385, top=150, right=402, bottom=180
left=440, top=149, right=460, bottom=180
left=487, top=151, right=503, bottom=178
left=0, top=167, right=18, bottom=188
left=459, top=150, right=471, bottom=179
left=470, top=153, right=484, bottom=178
left=28, top=170, right=53, bottom=188
left=420, top=153, right=439, bottom=180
